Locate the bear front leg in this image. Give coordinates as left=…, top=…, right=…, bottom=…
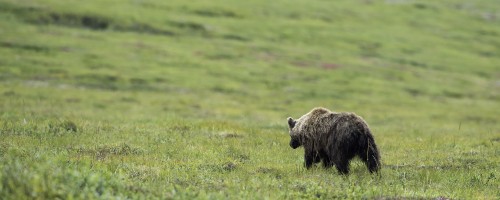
left=304, top=149, right=315, bottom=169
left=322, top=155, right=333, bottom=169
left=313, top=152, right=321, bottom=164
left=334, top=158, right=350, bottom=174
left=318, top=150, right=333, bottom=168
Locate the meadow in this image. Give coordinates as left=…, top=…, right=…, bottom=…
left=0, top=0, right=499, bottom=199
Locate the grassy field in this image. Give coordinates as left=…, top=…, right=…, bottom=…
left=0, top=0, right=499, bottom=199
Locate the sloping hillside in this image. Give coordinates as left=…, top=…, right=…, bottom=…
left=0, top=0, right=499, bottom=199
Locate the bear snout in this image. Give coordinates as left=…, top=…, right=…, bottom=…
left=290, top=139, right=300, bottom=149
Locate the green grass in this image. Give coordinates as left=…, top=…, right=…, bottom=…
left=0, top=0, right=499, bottom=199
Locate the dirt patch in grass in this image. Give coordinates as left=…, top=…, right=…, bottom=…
left=256, top=167, right=283, bottom=179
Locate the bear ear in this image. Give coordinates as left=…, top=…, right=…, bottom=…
left=287, top=117, right=296, bottom=128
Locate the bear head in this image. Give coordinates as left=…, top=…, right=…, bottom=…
left=287, top=117, right=301, bottom=149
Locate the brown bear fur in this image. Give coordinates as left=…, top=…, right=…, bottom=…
left=287, top=107, right=380, bottom=174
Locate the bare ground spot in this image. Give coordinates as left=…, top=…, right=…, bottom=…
left=321, top=62, right=341, bottom=70
left=216, top=132, right=243, bottom=139
left=256, top=167, right=283, bottom=179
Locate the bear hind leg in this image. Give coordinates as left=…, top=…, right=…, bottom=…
left=358, top=140, right=381, bottom=173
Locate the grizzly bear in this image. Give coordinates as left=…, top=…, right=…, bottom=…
left=287, top=107, right=380, bottom=174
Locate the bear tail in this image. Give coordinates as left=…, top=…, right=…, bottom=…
left=359, top=131, right=381, bottom=174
